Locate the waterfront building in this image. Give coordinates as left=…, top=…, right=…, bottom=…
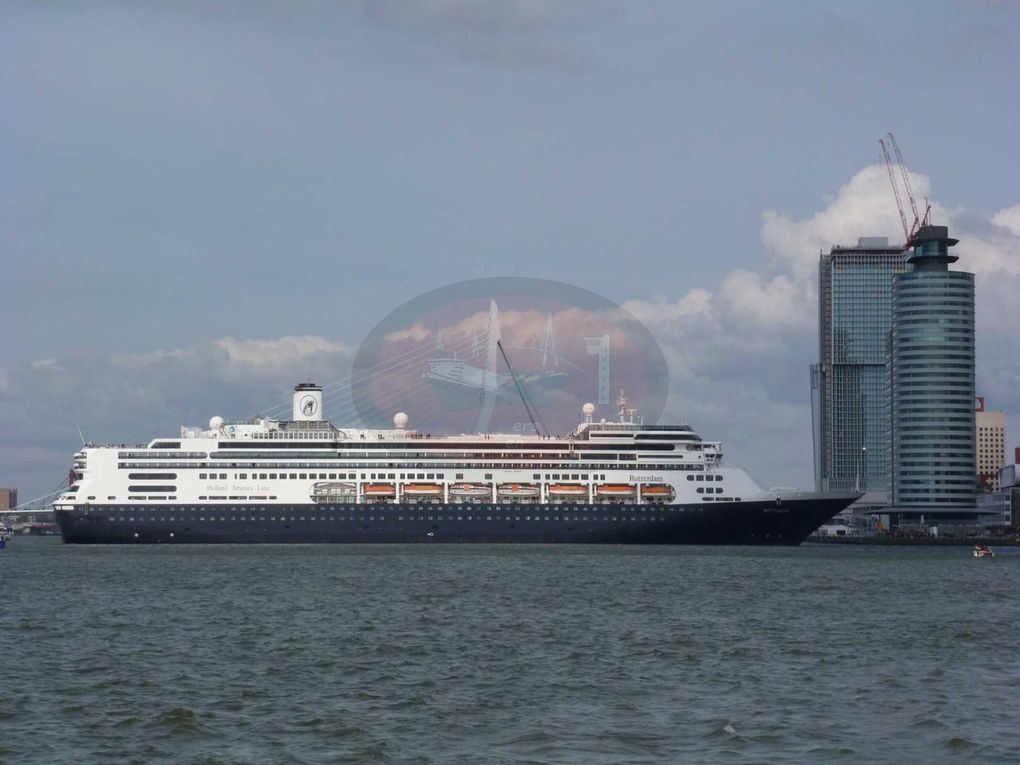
left=889, top=225, right=977, bottom=520
left=0, top=488, right=17, bottom=511
left=976, top=401, right=1006, bottom=491
left=811, top=236, right=907, bottom=505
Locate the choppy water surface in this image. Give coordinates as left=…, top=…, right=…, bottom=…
left=2, top=539, right=1018, bottom=764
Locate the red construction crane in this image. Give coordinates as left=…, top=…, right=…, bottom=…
left=879, top=137, right=910, bottom=246
left=879, top=133, right=932, bottom=247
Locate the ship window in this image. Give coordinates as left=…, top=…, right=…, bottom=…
left=687, top=475, right=694, bottom=481
left=485, top=474, right=492, bottom=479
left=260, top=474, right=267, bottom=479
left=219, top=473, right=226, bottom=479
left=329, top=474, right=336, bottom=479
left=456, top=473, right=464, bottom=479
left=269, top=474, right=277, bottom=479
left=299, top=474, right=307, bottom=479
left=199, top=473, right=207, bottom=479
left=289, top=474, right=296, bottom=479
left=696, top=487, right=703, bottom=494
left=427, top=473, right=434, bottom=479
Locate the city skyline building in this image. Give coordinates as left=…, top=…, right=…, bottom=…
left=889, top=225, right=977, bottom=518
left=976, top=400, right=1006, bottom=491
left=811, top=236, right=907, bottom=505
left=0, top=488, right=18, bottom=511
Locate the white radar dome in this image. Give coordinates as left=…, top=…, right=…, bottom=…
left=209, top=416, right=225, bottom=430
left=393, top=412, right=409, bottom=429
left=582, top=403, right=596, bottom=416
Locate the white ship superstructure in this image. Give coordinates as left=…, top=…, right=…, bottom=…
left=56, top=385, right=763, bottom=510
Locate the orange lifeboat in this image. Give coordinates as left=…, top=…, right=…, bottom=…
left=641, top=484, right=675, bottom=501
left=547, top=484, right=587, bottom=496
left=595, top=484, right=636, bottom=497
left=402, top=483, right=443, bottom=496
left=363, top=483, right=396, bottom=496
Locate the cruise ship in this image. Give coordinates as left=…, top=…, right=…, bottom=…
left=53, top=384, right=856, bottom=544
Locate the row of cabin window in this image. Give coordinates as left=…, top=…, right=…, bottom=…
left=687, top=474, right=724, bottom=482
left=109, top=504, right=672, bottom=514
left=124, top=461, right=692, bottom=472
left=109, top=513, right=669, bottom=523
left=198, top=471, right=614, bottom=481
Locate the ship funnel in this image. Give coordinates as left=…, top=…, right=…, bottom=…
left=293, top=383, right=323, bottom=422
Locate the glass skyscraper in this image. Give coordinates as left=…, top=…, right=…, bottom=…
left=812, top=237, right=907, bottom=502
left=890, top=225, right=976, bottom=510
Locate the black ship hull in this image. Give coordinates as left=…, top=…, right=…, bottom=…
left=55, top=495, right=853, bottom=545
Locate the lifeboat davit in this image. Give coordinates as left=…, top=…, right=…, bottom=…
left=449, top=483, right=492, bottom=497
left=311, top=481, right=357, bottom=503
left=402, top=483, right=443, bottom=496
left=497, top=483, right=541, bottom=497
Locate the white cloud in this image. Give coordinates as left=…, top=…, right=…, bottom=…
left=215, top=336, right=352, bottom=373
left=0, top=335, right=356, bottom=499
left=991, top=204, right=1020, bottom=237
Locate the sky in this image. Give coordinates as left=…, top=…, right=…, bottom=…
left=2, top=0, right=1018, bottom=504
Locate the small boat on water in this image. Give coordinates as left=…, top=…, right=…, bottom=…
left=973, top=545, right=994, bottom=559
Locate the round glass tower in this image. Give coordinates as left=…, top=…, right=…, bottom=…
left=890, top=225, right=976, bottom=508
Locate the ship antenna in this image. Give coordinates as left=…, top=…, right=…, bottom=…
left=497, top=340, right=546, bottom=437
left=76, top=424, right=87, bottom=447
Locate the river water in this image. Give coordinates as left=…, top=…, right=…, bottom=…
left=2, top=538, right=1018, bottom=764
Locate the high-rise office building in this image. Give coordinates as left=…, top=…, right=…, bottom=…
left=890, top=225, right=976, bottom=513
left=0, top=488, right=17, bottom=511
left=976, top=400, right=1006, bottom=491
left=812, top=237, right=907, bottom=503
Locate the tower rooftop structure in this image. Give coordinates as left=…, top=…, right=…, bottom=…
left=907, top=225, right=960, bottom=268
